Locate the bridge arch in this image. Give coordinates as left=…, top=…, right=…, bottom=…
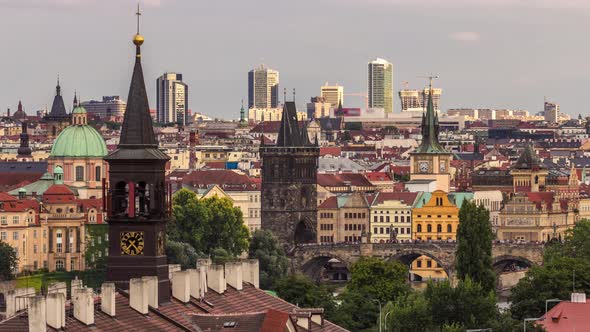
left=300, top=253, right=352, bottom=283
left=492, top=255, right=533, bottom=274
left=388, top=249, right=453, bottom=281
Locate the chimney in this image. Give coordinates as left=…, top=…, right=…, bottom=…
left=242, top=259, right=260, bottom=288
left=172, top=271, right=190, bottom=303
left=188, top=268, right=205, bottom=299
left=293, top=311, right=312, bottom=331
left=129, top=278, right=148, bottom=315
left=571, top=292, right=587, bottom=303
left=27, top=295, right=46, bottom=332
left=5, top=287, right=36, bottom=318
left=100, top=283, right=116, bottom=317
left=48, top=281, right=67, bottom=299
left=142, top=276, right=159, bottom=309
left=46, top=292, right=66, bottom=329
left=72, top=287, right=94, bottom=326
left=225, top=262, right=243, bottom=290
left=168, top=264, right=181, bottom=281
left=71, top=278, right=83, bottom=297
left=207, top=264, right=226, bottom=294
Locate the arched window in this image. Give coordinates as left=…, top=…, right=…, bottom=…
left=427, top=224, right=432, bottom=232
left=417, top=224, right=422, bottom=232
left=75, top=166, right=84, bottom=181
left=447, top=224, right=452, bottom=233
left=113, top=181, right=129, bottom=215
left=437, top=224, right=442, bottom=233
left=534, top=175, right=539, bottom=184
left=95, top=166, right=101, bottom=181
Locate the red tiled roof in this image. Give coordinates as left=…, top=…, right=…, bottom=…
left=364, top=172, right=392, bottom=182
left=317, top=173, right=373, bottom=188
left=537, top=299, right=590, bottom=331
left=0, top=173, right=44, bottom=192
left=371, top=192, right=419, bottom=206
left=261, top=309, right=291, bottom=332
left=320, top=147, right=342, bottom=157
left=42, top=185, right=75, bottom=203
left=0, top=192, right=17, bottom=201
left=319, top=196, right=338, bottom=209
left=204, top=161, right=227, bottom=169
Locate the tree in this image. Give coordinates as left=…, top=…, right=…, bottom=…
left=330, top=289, right=380, bottom=332
left=347, top=257, right=409, bottom=303
left=248, top=229, right=289, bottom=289
left=0, top=241, right=18, bottom=280
left=168, top=189, right=250, bottom=257
left=165, top=240, right=199, bottom=269
left=386, top=292, right=433, bottom=332
left=456, top=201, right=495, bottom=292
left=275, top=274, right=335, bottom=315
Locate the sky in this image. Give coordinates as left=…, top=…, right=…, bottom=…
left=1, top=0, right=590, bottom=120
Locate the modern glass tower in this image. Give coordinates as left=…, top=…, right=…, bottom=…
left=368, top=58, right=393, bottom=113
left=248, top=64, right=279, bottom=109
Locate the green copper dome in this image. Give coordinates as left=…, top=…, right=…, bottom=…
left=72, top=106, right=87, bottom=114
left=50, top=124, right=108, bottom=158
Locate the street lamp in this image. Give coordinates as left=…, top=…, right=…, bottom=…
left=384, top=311, right=393, bottom=331
left=545, top=298, right=562, bottom=316
left=372, top=299, right=382, bottom=332
left=523, top=317, right=541, bottom=332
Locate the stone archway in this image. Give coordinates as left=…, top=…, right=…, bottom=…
left=389, top=250, right=452, bottom=282
left=300, top=254, right=351, bottom=283
left=294, top=219, right=316, bottom=245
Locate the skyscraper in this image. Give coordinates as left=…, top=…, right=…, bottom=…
left=399, top=88, right=442, bottom=112
left=156, top=72, right=188, bottom=125
left=544, top=101, right=559, bottom=124
left=368, top=58, right=393, bottom=113
left=248, top=64, right=279, bottom=109
left=320, top=83, right=343, bottom=108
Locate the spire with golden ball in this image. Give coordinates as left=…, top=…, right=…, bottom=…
left=133, top=3, right=144, bottom=56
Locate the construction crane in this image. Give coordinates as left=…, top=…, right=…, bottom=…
left=344, top=92, right=368, bottom=109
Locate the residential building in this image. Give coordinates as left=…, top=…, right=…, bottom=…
left=412, top=191, right=471, bottom=241
left=248, top=64, right=279, bottom=109
left=317, top=192, right=371, bottom=243
left=320, top=83, right=343, bottom=108
left=80, top=96, right=126, bottom=120
left=473, top=190, right=504, bottom=233
left=156, top=72, right=189, bottom=125
left=369, top=192, right=419, bottom=243
left=544, top=101, right=559, bottom=124
left=368, top=58, right=393, bottom=113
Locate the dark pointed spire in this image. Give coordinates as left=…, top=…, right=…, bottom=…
left=17, top=121, right=31, bottom=157
left=414, top=79, right=447, bottom=154
left=56, top=75, right=61, bottom=96
left=73, top=90, right=78, bottom=108
left=300, top=120, right=311, bottom=146
left=277, top=102, right=302, bottom=147
left=118, top=5, right=157, bottom=149
left=47, top=76, right=67, bottom=118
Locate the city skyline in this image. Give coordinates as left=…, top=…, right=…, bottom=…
left=1, top=0, right=590, bottom=119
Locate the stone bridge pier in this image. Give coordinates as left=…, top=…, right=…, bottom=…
left=292, top=242, right=544, bottom=284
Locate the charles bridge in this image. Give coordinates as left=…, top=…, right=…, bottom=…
left=291, top=242, right=545, bottom=282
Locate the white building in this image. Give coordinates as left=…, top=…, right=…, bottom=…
left=81, top=96, right=126, bottom=119
left=320, top=83, right=344, bottom=108
left=368, top=58, right=393, bottom=113
left=248, top=64, right=279, bottom=109
left=156, top=73, right=189, bottom=125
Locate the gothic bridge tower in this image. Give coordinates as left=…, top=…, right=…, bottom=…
left=104, top=9, right=171, bottom=304
left=261, top=102, right=319, bottom=248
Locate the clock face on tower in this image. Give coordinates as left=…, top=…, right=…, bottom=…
left=419, top=161, right=429, bottom=173
left=120, top=231, right=144, bottom=256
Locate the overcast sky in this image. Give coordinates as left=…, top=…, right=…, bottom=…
left=1, top=0, right=590, bottom=120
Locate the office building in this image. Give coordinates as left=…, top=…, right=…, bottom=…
left=320, top=83, right=343, bottom=108
left=81, top=96, right=126, bottom=119
left=544, top=101, right=559, bottom=124
left=307, top=96, right=331, bottom=119
left=156, top=72, right=189, bottom=125
left=399, top=88, right=442, bottom=112
left=368, top=58, right=393, bottom=113
left=248, top=64, right=279, bottom=109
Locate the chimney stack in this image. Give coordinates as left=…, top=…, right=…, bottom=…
left=72, top=287, right=94, bottom=325
left=225, top=262, right=243, bottom=290
left=70, top=278, right=83, bottom=297
left=172, top=271, right=190, bottom=303
left=27, top=295, right=46, bottom=332
left=129, top=278, right=149, bottom=315
left=571, top=293, right=587, bottom=303
left=48, top=281, right=67, bottom=300
left=100, top=283, right=116, bottom=317
left=168, top=264, right=181, bottom=281
left=188, top=268, right=204, bottom=299
left=242, top=259, right=260, bottom=288
left=142, top=276, right=159, bottom=309
left=207, top=264, right=226, bottom=294
left=46, top=292, right=66, bottom=329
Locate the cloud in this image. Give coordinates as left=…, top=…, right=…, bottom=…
left=449, top=31, right=481, bottom=42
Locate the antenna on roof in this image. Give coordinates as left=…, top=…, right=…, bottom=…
left=293, top=88, right=296, bottom=102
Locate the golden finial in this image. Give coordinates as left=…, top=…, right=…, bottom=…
left=133, top=3, right=144, bottom=47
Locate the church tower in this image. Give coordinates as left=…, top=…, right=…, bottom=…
left=410, top=79, right=453, bottom=192
left=104, top=8, right=171, bottom=304
left=260, top=101, right=319, bottom=248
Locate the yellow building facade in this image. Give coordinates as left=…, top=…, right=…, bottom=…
left=412, top=190, right=460, bottom=241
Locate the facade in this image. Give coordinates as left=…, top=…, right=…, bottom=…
left=544, top=101, right=559, bottom=124
left=156, top=72, right=189, bottom=125
left=510, top=145, right=549, bottom=193
left=368, top=58, right=393, bottom=113
left=81, top=96, right=126, bottom=119
left=320, top=83, right=343, bottom=108
left=473, top=190, right=504, bottom=232
left=260, top=102, right=319, bottom=247
left=248, top=107, right=307, bottom=123
left=317, top=193, right=370, bottom=243
left=369, top=192, right=419, bottom=243
left=104, top=31, right=172, bottom=304
left=248, top=64, right=279, bottom=109
left=409, top=86, right=453, bottom=192
left=47, top=106, right=108, bottom=199
left=412, top=191, right=461, bottom=241
left=399, top=88, right=442, bottom=112
left=307, top=96, right=331, bottom=119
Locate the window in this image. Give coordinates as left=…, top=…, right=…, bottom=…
left=12, top=216, right=19, bottom=224
left=33, top=244, right=37, bottom=253
left=95, top=166, right=101, bottom=181
left=386, top=216, right=390, bottom=223
left=394, top=216, right=398, bottom=223
left=417, top=260, right=422, bottom=268
left=75, top=166, right=84, bottom=181
left=427, top=260, right=432, bottom=268
left=1, top=216, right=6, bottom=225
left=43, top=244, right=46, bottom=253
left=447, top=224, right=452, bottom=233
left=13, top=232, right=18, bottom=240
left=56, top=260, right=64, bottom=270
left=427, top=224, right=432, bottom=232
left=373, top=216, right=377, bottom=222
left=407, top=227, right=411, bottom=234
left=417, top=224, right=422, bottom=232
left=57, top=243, right=62, bottom=253
left=33, top=230, right=37, bottom=238
left=374, top=227, right=377, bottom=234
left=0, top=232, right=5, bottom=240
left=437, top=224, right=442, bottom=233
